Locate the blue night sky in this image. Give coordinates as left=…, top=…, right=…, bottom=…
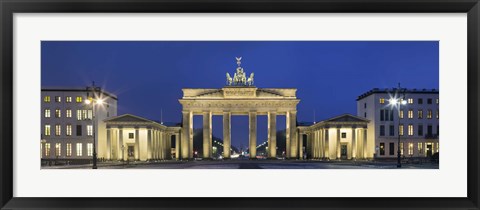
left=41, top=41, right=439, bottom=149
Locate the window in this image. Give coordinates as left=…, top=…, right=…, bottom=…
left=408, top=124, right=414, bottom=136
left=77, top=110, right=82, bottom=120
left=341, top=132, right=347, bottom=138
left=437, top=125, right=440, bottom=135
left=380, top=110, right=385, bottom=121
left=408, top=143, right=414, bottom=155
left=389, top=110, right=394, bottom=121
left=427, top=98, right=432, bottom=104
left=379, top=143, right=385, bottom=155
left=76, top=125, right=82, bottom=136
left=87, top=143, right=93, bottom=156
left=418, top=143, right=423, bottom=154
left=66, top=143, right=72, bottom=157
left=76, top=143, right=83, bottom=156
left=379, top=125, right=385, bottom=136
left=389, top=142, right=395, bottom=155
left=399, top=110, right=404, bottom=119
left=427, top=125, right=433, bottom=136
left=55, top=109, right=61, bottom=118
left=55, top=143, right=61, bottom=157
left=407, top=98, right=413, bottom=104
left=55, top=96, right=61, bottom=102
left=427, top=109, right=433, bottom=119
left=418, top=125, right=424, bottom=136
left=44, top=96, right=51, bottom=102
left=389, top=125, right=395, bottom=136
left=55, top=124, right=61, bottom=136
left=87, top=110, right=93, bottom=120
left=436, top=142, right=439, bottom=153
left=44, top=124, right=51, bottom=136
left=400, top=142, right=404, bottom=155
left=66, top=109, right=72, bottom=118
left=418, top=110, right=423, bottom=119
left=44, top=109, right=50, bottom=118
left=436, top=98, right=439, bottom=104
left=364, top=112, right=367, bottom=118
left=408, top=109, right=413, bottom=119
left=385, top=110, right=390, bottom=121
left=87, top=125, right=93, bottom=136
left=399, top=124, right=404, bottom=136
left=129, top=133, right=134, bottom=139
left=66, top=124, right=72, bottom=136
left=76, top=96, right=83, bottom=103
left=66, top=96, right=72, bottom=103
left=418, top=98, right=423, bottom=104
left=45, top=143, right=51, bottom=157
left=364, top=103, right=367, bottom=108
left=379, top=98, right=385, bottom=104
left=436, top=110, right=439, bottom=119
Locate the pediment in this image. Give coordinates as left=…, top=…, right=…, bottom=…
left=323, top=114, right=369, bottom=123
left=104, top=114, right=152, bottom=123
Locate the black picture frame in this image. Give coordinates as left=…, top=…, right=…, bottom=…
left=1, top=0, right=479, bottom=209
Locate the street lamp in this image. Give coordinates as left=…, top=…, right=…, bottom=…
left=85, top=82, right=105, bottom=169
left=388, top=88, right=407, bottom=168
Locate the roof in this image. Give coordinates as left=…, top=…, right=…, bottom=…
left=104, top=114, right=153, bottom=123
left=357, top=88, right=439, bottom=101
left=322, top=114, right=369, bottom=123
left=41, top=86, right=118, bottom=100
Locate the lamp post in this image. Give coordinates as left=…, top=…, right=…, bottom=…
left=85, top=82, right=104, bottom=169
left=389, top=87, right=407, bottom=168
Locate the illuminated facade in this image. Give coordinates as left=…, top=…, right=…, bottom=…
left=356, top=88, right=439, bottom=158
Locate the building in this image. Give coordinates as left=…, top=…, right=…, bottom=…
left=356, top=88, right=439, bottom=159
left=41, top=87, right=117, bottom=163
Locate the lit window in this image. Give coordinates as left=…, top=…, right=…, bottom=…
left=436, top=98, right=439, bottom=104
left=77, top=110, right=82, bottom=120
left=399, top=110, right=404, bottom=119
left=408, top=109, right=413, bottom=119
left=66, top=124, right=72, bottom=136
left=436, top=142, right=439, bottom=152
left=44, top=109, right=50, bottom=118
left=66, top=143, right=72, bottom=157
left=66, top=109, right=72, bottom=118
left=399, top=124, right=404, bottom=136
left=407, top=98, right=413, bottom=104
left=55, top=96, right=61, bottom=102
left=55, top=143, right=61, bottom=157
left=418, top=110, right=423, bottom=119
left=87, top=143, right=93, bottom=156
left=379, top=98, right=385, bottom=104
left=379, top=143, right=385, bottom=155
left=44, top=96, right=50, bottom=103
left=55, top=109, right=61, bottom=118
left=87, top=125, right=93, bottom=136
left=436, top=110, right=439, bottom=119
left=45, top=143, right=51, bottom=157
left=76, top=143, right=83, bottom=156
left=87, top=110, right=93, bottom=120
left=66, top=96, right=72, bottom=103
left=55, top=124, right=61, bottom=136
left=44, top=125, right=51, bottom=136
left=76, top=96, right=83, bottom=103
left=400, top=142, right=404, bottom=155
left=427, top=109, right=433, bottom=119
left=408, top=143, right=414, bottom=155
left=418, top=143, right=423, bottom=154
left=408, top=124, right=413, bottom=136
left=83, top=110, right=88, bottom=120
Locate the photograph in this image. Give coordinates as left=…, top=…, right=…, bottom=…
left=40, top=41, right=439, bottom=169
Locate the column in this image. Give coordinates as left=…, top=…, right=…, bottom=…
left=286, top=112, right=291, bottom=158
left=147, top=128, right=152, bottom=160
left=167, top=134, right=172, bottom=159
left=181, top=111, right=191, bottom=159
left=175, top=133, right=180, bottom=160
left=312, top=130, right=317, bottom=159
left=289, top=111, right=298, bottom=158
left=106, top=128, right=111, bottom=160
left=249, top=112, right=257, bottom=159
left=306, top=132, right=312, bottom=159
left=223, top=112, right=231, bottom=159
left=160, top=131, right=164, bottom=159
left=189, top=113, right=193, bottom=159
left=268, top=112, right=277, bottom=158
left=152, top=130, right=156, bottom=160
left=363, top=127, right=368, bottom=159
left=203, top=112, right=212, bottom=159
left=119, top=127, right=124, bottom=160
left=351, top=127, right=356, bottom=160
left=336, top=127, right=341, bottom=159
left=134, top=127, right=139, bottom=160
left=298, top=132, right=303, bottom=160
left=324, top=128, right=329, bottom=160
left=319, top=129, right=323, bottom=158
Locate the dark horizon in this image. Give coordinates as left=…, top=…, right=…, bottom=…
left=41, top=41, right=439, bottom=148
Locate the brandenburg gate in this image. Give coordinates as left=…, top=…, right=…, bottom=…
left=178, top=57, right=300, bottom=159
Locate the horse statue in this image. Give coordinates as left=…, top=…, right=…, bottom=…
left=247, top=72, right=254, bottom=86
left=226, top=73, right=233, bottom=85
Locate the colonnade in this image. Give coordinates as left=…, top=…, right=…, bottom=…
left=180, top=110, right=299, bottom=159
